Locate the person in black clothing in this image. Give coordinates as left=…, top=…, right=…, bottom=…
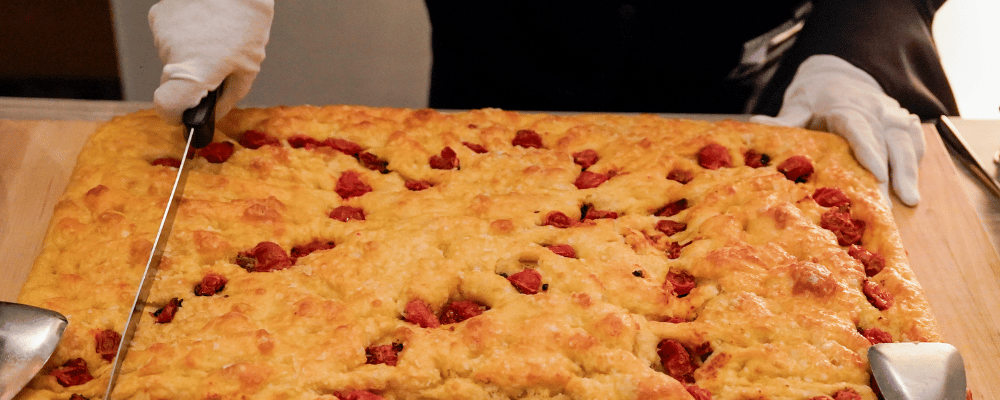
left=147, top=0, right=959, bottom=206
left=423, top=1, right=957, bottom=119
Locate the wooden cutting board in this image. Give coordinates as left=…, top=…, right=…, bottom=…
left=1, top=119, right=103, bottom=301
left=1, top=118, right=997, bottom=398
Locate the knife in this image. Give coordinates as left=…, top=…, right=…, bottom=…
left=103, top=84, right=221, bottom=399
left=935, top=115, right=1000, bottom=199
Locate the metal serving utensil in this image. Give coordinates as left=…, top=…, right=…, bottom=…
left=935, top=115, right=1000, bottom=198
left=868, top=342, right=967, bottom=400
left=0, top=301, right=68, bottom=400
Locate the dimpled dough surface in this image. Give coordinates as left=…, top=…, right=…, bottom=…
left=16, top=106, right=941, bottom=400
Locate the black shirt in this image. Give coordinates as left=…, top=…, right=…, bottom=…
left=424, top=0, right=958, bottom=119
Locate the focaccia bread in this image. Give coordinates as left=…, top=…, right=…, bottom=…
left=17, top=106, right=941, bottom=400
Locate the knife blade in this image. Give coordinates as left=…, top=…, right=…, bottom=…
left=103, top=86, right=221, bottom=399
left=935, top=115, right=1000, bottom=199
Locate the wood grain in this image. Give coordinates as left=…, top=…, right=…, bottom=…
left=1, top=119, right=997, bottom=398
left=890, top=125, right=1000, bottom=399
left=0, top=119, right=100, bottom=302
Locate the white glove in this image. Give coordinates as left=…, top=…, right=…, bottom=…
left=751, top=55, right=925, bottom=206
left=149, top=0, right=274, bottom=125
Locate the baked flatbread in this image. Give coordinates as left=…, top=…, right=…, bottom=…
left=17, top=106, right=941, bottom=400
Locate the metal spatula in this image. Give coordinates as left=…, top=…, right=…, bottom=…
left=0, top=301, right=68, bottom=400
left=869, top=342, right=967, bottom=400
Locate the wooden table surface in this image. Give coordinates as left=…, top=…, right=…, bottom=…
left=1, top=106, right=997, bottom=398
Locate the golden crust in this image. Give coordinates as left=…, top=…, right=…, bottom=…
left=17, top=106, right=941, bottom=400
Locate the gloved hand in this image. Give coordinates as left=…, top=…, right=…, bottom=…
left=148, top=0, right=274, bottom=125
left=751, top=55, right=925, bottom=206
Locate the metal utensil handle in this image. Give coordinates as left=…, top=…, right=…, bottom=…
left=936, top=115, right=1000, bottom=198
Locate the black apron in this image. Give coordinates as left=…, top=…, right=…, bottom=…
left=424, top=0, right=958, bottom=119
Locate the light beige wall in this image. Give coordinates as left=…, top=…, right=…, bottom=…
left=111, top=0, right=432, bottom=109
left=933, top=0, right=1000, bottom=119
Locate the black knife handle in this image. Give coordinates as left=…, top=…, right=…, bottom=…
left=182, top=81, right=225, bottom=149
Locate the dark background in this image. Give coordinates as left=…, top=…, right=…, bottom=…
left=0, top=0, right=122, bottom=100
